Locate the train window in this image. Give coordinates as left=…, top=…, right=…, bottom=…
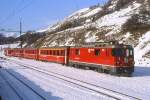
left=47, top=50, right=49, bottom=55
left=53, top=50, right=56, bottom=55
left=41, top=50, right=46, bottom=55
left=58, top=50, right=60, bottom=56
left=130, top=49, right=133, bottom=56
left=58, top=50, right=61, bottom=56
left=35, top=50, right=37, bottom=54
left=50, top=50, right=52, bottom=55
left=56, top=50, right=58, bottom=55
left=112, top=48, right=124, bottom=56
left=47, top=50, right=50, bottom=55
left=40, top=51, right=42, bottom=54
left=46, top=50, right=48, bottom=55
left=94, top=49, right=100, bottom=56
left=51, top=50, right=53, bottom=55
left=126, top=49, right=129, bottom=57
left=56, top=50, right=58, bottom=56
left=55, top=50, right=57, bottom=55
left=75, top=49, right=80, bottom=55
left=45, top=50, right=47, bottom=55
left=61, top=50, right=64, bottom=56
left=59, top=50, right=61, bottom=56
left=42, top=50, right=44, bottom=54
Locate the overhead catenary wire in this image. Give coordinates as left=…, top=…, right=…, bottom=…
left=0, top=0, right=25, bottom=25
left=0, top=0, right=34, bottom=35
left=0, top=0, right=34, bottom=26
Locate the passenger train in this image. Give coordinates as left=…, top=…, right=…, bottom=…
left=4, top=41, right=134, bottom=76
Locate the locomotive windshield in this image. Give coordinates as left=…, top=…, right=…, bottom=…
left=126, top=49, right=133, bottom=56
left=112, top=48, right=134, bottom=57
left=112, top=48, right=124, bottom=56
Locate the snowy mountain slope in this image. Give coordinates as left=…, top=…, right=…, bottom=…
left=23, top=0, right=150, bottom=63
left=134, top=31, right=150, bottom=63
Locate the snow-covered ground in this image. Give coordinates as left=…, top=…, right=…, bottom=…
left=0, top=43, right=150, bottom=100
left=0, top=56, right=150, bottom=99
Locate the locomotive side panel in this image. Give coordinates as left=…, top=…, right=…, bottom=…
left=69, top=47, right=116, bottom=69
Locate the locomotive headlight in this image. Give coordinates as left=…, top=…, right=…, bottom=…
left=116, top=61, right=119, bottom=65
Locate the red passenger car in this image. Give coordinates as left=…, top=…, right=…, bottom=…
left=4, top=48, right=12, bottom=56
left=24, top=49, right=39, bottom=60
left=4, top=48, right=15, bottom=57
left=13, top=48, right=24, bottom=57
left=38, top=47, right=66, bottom=64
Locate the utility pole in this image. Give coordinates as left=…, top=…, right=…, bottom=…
left=20, top=18, right=22, bottom=48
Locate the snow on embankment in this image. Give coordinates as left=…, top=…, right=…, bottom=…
left=96, top=1, right=141, bottom=36
left=134, top=31, right=150, bottom=67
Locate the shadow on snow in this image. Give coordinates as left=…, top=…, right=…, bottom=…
left=0, top=68, right=62, bottom=100
left=133, top=66, right=150, bottom=77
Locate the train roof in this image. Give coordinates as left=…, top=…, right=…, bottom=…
left=4, top=41, right=133, bottom=50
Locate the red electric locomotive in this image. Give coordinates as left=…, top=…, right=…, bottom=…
left=68, top=42, right=134, bottom=76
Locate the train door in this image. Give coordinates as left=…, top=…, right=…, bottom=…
left=64, top=46, right=70, bottom=65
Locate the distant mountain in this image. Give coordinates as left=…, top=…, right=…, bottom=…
left=23, top=0, right=150, bottom=60
left=0, top=34, right=16, bottom=45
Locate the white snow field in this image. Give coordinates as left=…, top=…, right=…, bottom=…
left=0, top=55, right=149, bottom=99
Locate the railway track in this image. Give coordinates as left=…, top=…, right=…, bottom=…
left=4, top=58, right=141, bottom=100
left=0, top=68, right=47, bottom=100
left=0, top=72, right=23, bottom=100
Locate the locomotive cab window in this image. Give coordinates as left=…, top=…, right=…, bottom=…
left=130, top=49, right=133, bottom=56
left=126, top=49, right=129, bottom=57
left=75, top=49, right=80, bottom=55
left=112, top=48, right=124, bottom=56
left=94, top=49, right=100, bottom=56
